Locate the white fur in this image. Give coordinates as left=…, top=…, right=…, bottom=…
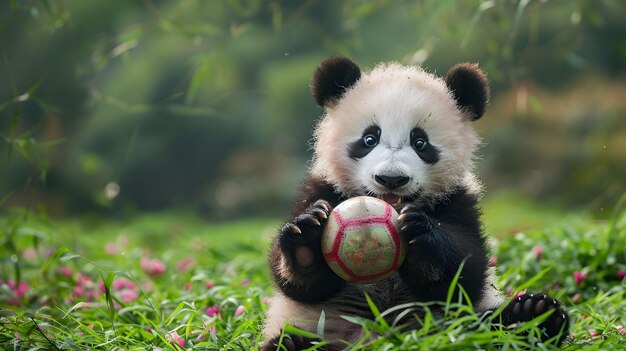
left=477, top=268, right=506, bottom=311
left=264, top=291, right=364, bottom=345
left=264, top=272, right=503, bottom=345
left=311, top=63, right=481, bottom=204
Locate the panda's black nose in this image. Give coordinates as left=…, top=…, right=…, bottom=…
left=375, top=175, right=410, bottom=190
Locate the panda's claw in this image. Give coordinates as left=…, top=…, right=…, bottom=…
left=397, top=207, right=431, bottom=239
left=400, top=204, right=418, bottom=214
left=313, top=199, right=332, bottom=213
left=397, top=211, right=423, bottom=223
left=295, top=214, right=322, bottom=227
left=292, top=200, right=332, bottom=229
left=311, top=208, right=328, bottom=220
left=285, top=223, right=302, bottom=235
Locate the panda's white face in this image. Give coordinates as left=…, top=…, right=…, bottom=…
left=311, top=63, right=481, bottom=205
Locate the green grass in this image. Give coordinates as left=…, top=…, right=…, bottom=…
left=1, top=197, right=625, bottom=350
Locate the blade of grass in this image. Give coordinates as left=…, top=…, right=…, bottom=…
left=445, top=259, right=466, bottom=316
left=365, top=293, right=389, bottom=329
left=40, top=247, right=69, bottom=274
left=316, top=310, right=325, bottom=338
left=100, top=271, right=117, bottom=331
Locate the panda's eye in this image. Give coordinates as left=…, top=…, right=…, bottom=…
left=414, top=138, right=427, bottom=151
left=363, top=134, right=378, bottom=147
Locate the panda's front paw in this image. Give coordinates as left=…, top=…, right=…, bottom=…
left=397, top=204, right=432, bottom=246
left=501, top=293, right=570, bottom=345
left=279, top=200, right=331, bottom=269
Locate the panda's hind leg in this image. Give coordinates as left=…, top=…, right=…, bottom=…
left=261, top=333, right=324, bottom=351
left=496, top=293, right=570, bottom=345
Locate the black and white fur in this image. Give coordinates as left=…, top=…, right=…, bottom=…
left=263, top=57, right=569, bottom=350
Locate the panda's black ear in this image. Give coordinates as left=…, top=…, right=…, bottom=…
left=445, top=63, right=489, bottom=121
left=311, top=56, right=361, bottom=107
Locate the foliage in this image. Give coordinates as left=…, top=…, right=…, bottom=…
left=1, top=1, right=625, bottom=217
left=0, top=212, right=275, bottom=349
left=1, top=200, right=625, bottom=349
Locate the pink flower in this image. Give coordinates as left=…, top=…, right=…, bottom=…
left=210, top=326, right=216, bottom=334
left=85, top=287, right=100, bottom=300
left=263, top=296, right=271, bottom=304
left=240, top=279, right=250, bottom=287
left=67, top=274, right=101, bottom=302
left=59, top=267, right=72, bottom=278
left=6, top=280, right=29, bottom=306
left=618, top=269, right=625, bottom=280
left=184, top=282, right=192, bottom=291
left=105, top=243, right=119, bottom=255
left=206, top=305, right=220, bottom=317
left=176, top=257, right=196, bottom=272
left=119, top=289, right=139, bottom=303
left=572, top=293, right=582, bottom=303
left=113, top=278, right=136, bottom=291
left=22, top=247, right=38, bottom=261
left=8, top=280, right=29, bottom=298
left=76, top=273, right=92, bottom=286
left=71, top=285, right=85, bottom=298
left=488, top=256, right=497, bottom=267
left=206, top=281, right=215, bottom=290
left=588, top=328, right=598, bottom=338
left=234, top=305, right=245, bottom=317
left=110, top=278, right=138, bottom=303
left=615, top=325, right=626, bottom=335
left=166, top=330, right=185, bottom=348
left=513, top=289, right=527, bottom=299
left=141, top=257, right=166, bottom=277
left=532, top=245, right=542, bottom=261
left=574, top=271, right=588, bottom=286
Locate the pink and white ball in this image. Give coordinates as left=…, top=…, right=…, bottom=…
left=322, top=196, right=406, bottom=284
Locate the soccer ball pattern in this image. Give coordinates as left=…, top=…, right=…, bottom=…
left=322, top=196, right=405, bottom=284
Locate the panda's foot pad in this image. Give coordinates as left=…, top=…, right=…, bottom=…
left=502, top=293, right=569, bottom=344
left=262, top=334, right=323, bottom=351
left=279, top=200, right=331, bottom=268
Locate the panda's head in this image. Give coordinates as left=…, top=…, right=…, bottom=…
left=310, top=56, right=489, bottom=206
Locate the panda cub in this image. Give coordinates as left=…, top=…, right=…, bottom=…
left=263, top=56, right=569, bottom=350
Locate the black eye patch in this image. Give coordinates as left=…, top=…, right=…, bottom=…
left=411, top=127, right=440, bottom=164
left=348, top=125, right=381, bottom=160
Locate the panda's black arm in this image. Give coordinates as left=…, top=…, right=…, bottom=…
left=289, top=176, right=345, bottom=217
left=397, top=188, right=489, bottom=304
left=268, top=176, right=347, bottom=303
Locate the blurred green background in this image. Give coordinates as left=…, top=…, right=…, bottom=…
left=1, top=0, right=625, bottom=221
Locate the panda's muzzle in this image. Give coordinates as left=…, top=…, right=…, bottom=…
left=374, top=175, right=410, bottom=190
